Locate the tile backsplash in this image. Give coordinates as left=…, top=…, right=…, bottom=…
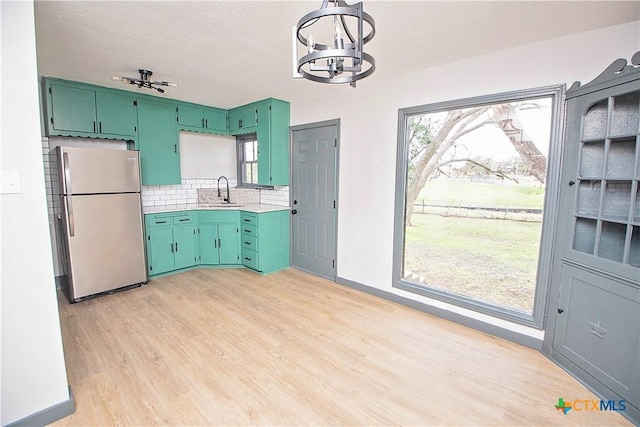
left=141, top=180, right=290, bottom=207
left=197, top=187, right=260, bottom=204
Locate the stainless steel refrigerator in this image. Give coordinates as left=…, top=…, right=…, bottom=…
left=53, top=146, right=147, bottom=302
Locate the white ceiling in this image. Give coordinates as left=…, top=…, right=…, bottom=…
left=34, top=1, right=639, bottom=109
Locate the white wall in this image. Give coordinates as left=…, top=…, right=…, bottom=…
left=179, top=131, right=236, bottom=179
left=1, top=1, right=71, bottom=424
left=290, top=21, right=640, bottom=337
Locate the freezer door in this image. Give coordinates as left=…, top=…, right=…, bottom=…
left=61, top=193, right=146, bottom=300
left=59, top=146, right=140, bottom=194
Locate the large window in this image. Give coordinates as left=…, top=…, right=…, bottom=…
left=237, top=133, right=258, bottom=187
left=393, top=86, right=564, bottom=328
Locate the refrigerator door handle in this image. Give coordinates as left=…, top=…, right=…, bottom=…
left=63, top=152, right=75, bottom=237
left=63, top=151, right=73, bottom=196
left=65, top=196, right=75, bottom=237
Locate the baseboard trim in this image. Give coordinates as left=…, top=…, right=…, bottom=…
left=335, top=276, right=543, bottom=350
left=5, top=386, right=75, bottom=427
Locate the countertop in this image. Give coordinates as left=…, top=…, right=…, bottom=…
left=143, top=203, right=290, bottom=215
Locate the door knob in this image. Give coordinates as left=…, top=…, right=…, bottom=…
left=291, top=209, right=298, bottom=215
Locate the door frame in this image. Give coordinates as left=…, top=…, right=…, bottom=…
left=289, top=118, right=341, bottom=280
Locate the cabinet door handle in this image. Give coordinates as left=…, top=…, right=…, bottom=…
left=239, top=119, right=243, bottom=128
left=244, top=241, right=251, bottom=245
left=99, top=121, right=102, bottom=133
left=171, top=243, right=174, bottom=253
left=244, top=229, right=251, bottom=233
left=243, top=219, right=251, bottom=222
left=214, top=239, right=217, bottom=248
left=244, top=257, right=251, bottom=261
left=205, top=119, right=208, bottom=128
left=202, top=118, right=205, bottom=128
left=155, top=220, right=168, bottom=224
left=93, top=121, right=96, bottom=132
left=175, top=242, right=179, bottom=252
left=218, top=238, right=221, bottom=248
left=174, top=144, right=177, bottom=153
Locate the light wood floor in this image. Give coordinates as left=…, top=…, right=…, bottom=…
left=52, top=268, right=630, bottom=426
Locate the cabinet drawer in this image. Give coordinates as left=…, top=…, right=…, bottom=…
left=241, top=223, right=257, bottom=236
left=147, top=215, right=173, bottom=228
left=240, top=213, right=258, bottom=226
left=173, top=216, right=193, bottom=225
left=241, top=248, right=259, bottom=271
left=241, top=234, right=258, bottom=250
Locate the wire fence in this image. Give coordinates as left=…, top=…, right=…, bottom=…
left=413, top=200, right=543, bottom=222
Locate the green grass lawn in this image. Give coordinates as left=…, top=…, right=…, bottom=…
left=417, top=179, right=545, bottom=208
left=404, top=213, right=542, bottom=313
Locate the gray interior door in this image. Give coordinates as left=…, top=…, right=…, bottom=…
left=291, top=121, right=338, bottom=280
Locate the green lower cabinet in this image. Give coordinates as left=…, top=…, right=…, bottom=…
left=146, top=210, right=288, bottom=277
left=240, top=210, right=290, bottom=274
left=197, top=211, right=240, bottom=265
left=173, top=225, right=197, bottom=269
left=147, top=227, right=175, bottom=275
left=145, top=213, right=197, bottom=276
left=198, top=223, right=220, bottom=264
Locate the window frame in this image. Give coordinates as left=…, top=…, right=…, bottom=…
left=392, top=85, right=566, bottom=329
left=236, top=133, right=259, bottom=188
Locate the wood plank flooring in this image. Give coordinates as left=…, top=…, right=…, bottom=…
left=52, top=268, right=630, bottom=426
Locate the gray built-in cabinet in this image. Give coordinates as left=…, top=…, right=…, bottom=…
left=545, top=52, right=640, bottom=425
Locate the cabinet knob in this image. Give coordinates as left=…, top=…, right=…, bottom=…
left=568, top=181, right=575, bottom=186
left=557, top=308, right=564, bottom=314
left=291, top=209, right=298, bottom=215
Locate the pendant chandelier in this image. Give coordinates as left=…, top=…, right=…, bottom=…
left=112, top=69, right=177, bottom=94
left=292, top=0, right=375, bottom=87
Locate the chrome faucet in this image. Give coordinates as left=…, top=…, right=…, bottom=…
left=217, top=176, right=230, bottom=204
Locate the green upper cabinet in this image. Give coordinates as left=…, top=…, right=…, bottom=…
left=137, top=98, right=180, bottom=185
left=204, top=108, right=227, bottom=132
left=256, top=98, right=290, bottom=186
left=48, top=84, right=96, bottom=133
left=95, top=91, right=137, bottom=136
left=42, top=78, right=291, bottom=187
left=177, top=104, right=203, bottom=128
left=45, top=79, right=137, bottom=139
left=229, top=103, right=258, bottom=134
left=177, top=103, right=228, bottom=134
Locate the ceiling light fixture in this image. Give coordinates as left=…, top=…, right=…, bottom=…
left=292, top=0, right=375, bottom=87
left=112, top=69, right=177, bottom=94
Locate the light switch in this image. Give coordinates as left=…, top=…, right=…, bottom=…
left=1, top=170, right=21, bottom=194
